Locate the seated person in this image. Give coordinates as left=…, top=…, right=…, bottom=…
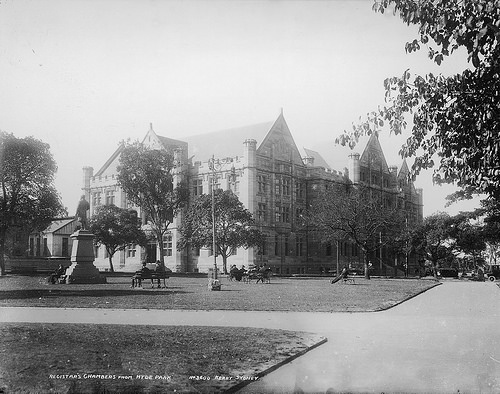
left=49, top=264, right=66, bottom=284
left=131, top=262, right=151, bottom=287
left=140, top=262, right=151, bottom=275
left=155, top=260, right=165, bottom=273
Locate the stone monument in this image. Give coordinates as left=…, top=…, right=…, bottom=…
left=65, top=195, right=106, bottom=284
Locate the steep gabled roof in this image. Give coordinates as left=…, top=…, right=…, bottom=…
left=183, top=121, right=275, bottom=163
left=302, top=148, right=331, bottom=170
left=398, top=159, right=410, bottom=180
left=257, top=112, right=304, bottom=166
left=359, top=133, right=390, bottom=173
left=94, top=143, right=124, bottom=177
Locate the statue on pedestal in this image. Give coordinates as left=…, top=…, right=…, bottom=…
left=75, top=195, right=90, bottom=230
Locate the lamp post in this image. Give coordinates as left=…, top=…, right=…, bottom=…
left=207, top=155, right=233, bottom=288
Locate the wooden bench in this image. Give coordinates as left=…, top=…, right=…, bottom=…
left=131, top=270, right=170, bottom=288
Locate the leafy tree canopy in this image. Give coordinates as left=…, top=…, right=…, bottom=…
left=411, top=212, right=456, bottom=275
left=116, top=141, right=189, bottom=261
left=337, top=0, right=500, bottom=199
left=178, top=189, right=263, bottom=274
left=0, top=132, right=65, bottom=274
left=89, top=205, right=148, bottom=272
left=304, top=183, right=405, bottom=278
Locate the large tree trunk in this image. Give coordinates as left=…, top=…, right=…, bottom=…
left=222, top=254, right=228, bottom=274
left=108, top=256, right=115, bottom=273
left=156, top=230, right=164, bottom=264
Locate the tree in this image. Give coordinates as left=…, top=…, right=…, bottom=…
left=88, top=205, right=148, bottom=272
left=412, top=212, right=455, bottom=277
left=304, top=183, right=405, bottom=279
left=447, top=212, right=486, bottom=269
left=178, top=189, right=263, bottom=274
left=116, top=142, right=189, bottom=263
left=470, top=198, right=500, bottom=266
left=0, top=132, right=65, bottom=275
left=337, top=0, right=500, bottom=199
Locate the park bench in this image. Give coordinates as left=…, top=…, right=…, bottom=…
left=131, top=270, right=170, bottom=288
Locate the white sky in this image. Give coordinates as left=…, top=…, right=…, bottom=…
left=0, top=0, right=482, bottom=215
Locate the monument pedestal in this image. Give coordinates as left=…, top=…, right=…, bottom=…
left=65, top=229, right=106, bottom=284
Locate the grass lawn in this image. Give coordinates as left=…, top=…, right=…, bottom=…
left=0, top=323, right=325, bottom=393
left=0, top=274, right=439, bottom=312
left=0, top=274, right=438, bottom=393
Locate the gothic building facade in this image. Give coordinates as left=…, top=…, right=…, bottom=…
left=83, top=112, right=423, bottom=275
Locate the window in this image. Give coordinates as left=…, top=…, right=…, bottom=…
left=296, top=237, right=304, bottom=257
left=127, top=244, right=137, bottom=258
left=284, top=236, right=289, bottom=256
left=275, top=177, right=281, bottom=195
left=258, top=239, right=267, bottom=256
left=283, top=206, right=290, bottom=223
left=295, top=182, right=305, bottom=198
left=163, top=234, right=173, bottom=257
left=275, top=204, right=290, bottom=223
left=105, top=190, right=115, bottom=205
left=93, top=192, right=102, bottom=214
left=230, top=180, right=239, bottom=194
left=257, top=203, right=267, bottom=222
left=209, top=177, right=220, bottom=194
left=295, top=207, right=303, bottom=223
left=192, top=179, right=203, bottom=196
left=257, top=175, right=267, bottom=193
left=275, top=235, right=280, bottom=256
left=282, top=177, right=291, bottom=196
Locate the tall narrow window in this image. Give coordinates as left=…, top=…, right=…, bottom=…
left=258, top=203, right=267, bottom=222
left=192, top=179, right=203, bottom=196
left=257, top=175, right=267, bottom=193
left=163, top=234, right=173, bottom=257
left=127, top=244, right=137, bottom=258
left=282, top=178, right=291, bottom=196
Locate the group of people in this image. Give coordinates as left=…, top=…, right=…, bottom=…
left=229, top=265, right=247, bottom=281
left=131, top=260, right=168, bottom=288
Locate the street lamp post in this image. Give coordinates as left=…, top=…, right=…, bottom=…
left=207, top=155, right=233, bottom=290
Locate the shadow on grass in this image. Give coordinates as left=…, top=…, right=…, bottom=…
left=0, top=289, right=189, bottom=300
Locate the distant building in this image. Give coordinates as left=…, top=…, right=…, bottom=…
left=83, top=112, right=423, bottom=274
left=28, top=218, right=78, bottom=258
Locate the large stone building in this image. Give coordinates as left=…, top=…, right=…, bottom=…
left=83, top=112, right=423, bottom=275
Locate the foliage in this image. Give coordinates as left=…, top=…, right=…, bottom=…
left=411, top=212, right=456, bottom=276
left=116, top=141, right=189, bottom=262
left=337, top=0, right=500, bottom=199
left=0, top=132, right=65, bottom=275
left=88, top=205, right=148, bottom=272
left=447, top=212, right=486, bottom=268
left=178, top=189, right=263, bottom=274
left=304, top=183, right=405, bottom=279
left=469, top=198, right=500, bottom=265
